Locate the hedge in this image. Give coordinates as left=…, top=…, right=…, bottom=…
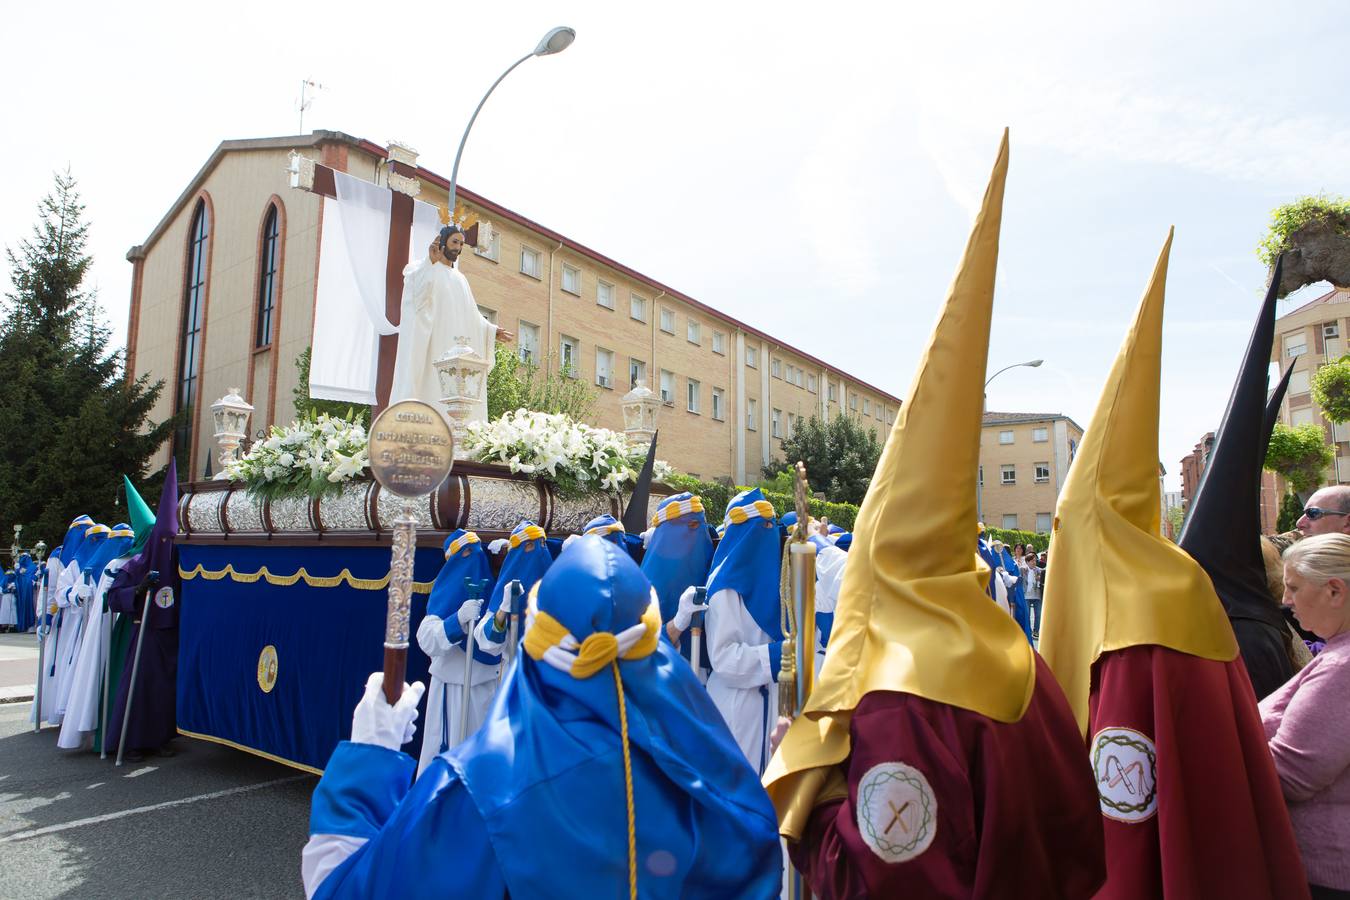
left=983, top=527, right=1049, bottom=553
left=662, top=474, right=859, bottom=531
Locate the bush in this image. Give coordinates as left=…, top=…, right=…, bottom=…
left=1265, top=422, right=1334, bottom=495
left=1257, top=194, right=1350, bottom=268
left=662, top=473, right=859, bottom=531
left=1311, top=357, right=1350, bottom=424
left=983, top=527, right=1049, bottom=553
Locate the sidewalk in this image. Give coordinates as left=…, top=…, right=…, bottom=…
left=0, top=631, right=39, bottom=703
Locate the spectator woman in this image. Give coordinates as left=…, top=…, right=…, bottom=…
left=1023, top=551, right=1045, bottom=640
left=1260, top=533, right=1350, bottom=899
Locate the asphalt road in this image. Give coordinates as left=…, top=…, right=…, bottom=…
left=0, top=702, right=317, bottom=899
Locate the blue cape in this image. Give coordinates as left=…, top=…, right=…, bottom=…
left=82, top=525, right=133, bottom=585
left=57, top=516, right=94, bottom=567
left=641, top=493, right=714, bottom=661
left=999, top=546, right=1034, bottom=643
left=707, top=489, right=782, bottom=641
left=425, top=531, right=496, bottom=665
left=484, top=522, right=552, bottom=623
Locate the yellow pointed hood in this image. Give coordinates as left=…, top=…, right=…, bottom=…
left=1039, top=231, right=1237, bottom=737
left=764, top=131, right=1035, bottom=837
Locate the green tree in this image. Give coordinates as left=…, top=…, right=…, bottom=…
left=1276, top=492, right=1304, bottom=533
left=291, top=346, right=370, bottom=425
left=763, top=412, right=882, bottom=506
left=487, top=344, right=597, bottom=422
left=1264, top=422, right=1334, bottom=496
left=0, top=171, right=177, bottom=545
left=1310, top=356, right=1350, bottom=424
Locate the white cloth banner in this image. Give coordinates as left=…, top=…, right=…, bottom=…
left=309, top=170, right=444, bottom=405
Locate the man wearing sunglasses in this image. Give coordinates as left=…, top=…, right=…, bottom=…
left=1297, top=485, right=1350, bottom=536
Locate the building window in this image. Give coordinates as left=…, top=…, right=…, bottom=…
left=772, top=358, right=782, bottom=379
left=1032, top=426, right=1048, bottom=442
left=687, top=320, right=701, bottom=345
left=999, top=430, right=1015, bottom=445
left=561, top=263, right=581, bottom=295
left=660, top=369, right=675, bottom=404
left=660, top=308, right=676, bottom=334
left=795, top=368, right=805, bottom=388
left=1290, top=369, right=1310, bottom=394
left=1284, top=332, right=1307, bottom=358
left=1002, top=514, right=1019, bottom=530
left=518, top=321, right=540, bottom=365
left=255, top=204, right=279, bottom=348
left=1035, top=512, right=1053, bottom=533
left=828, top=382, right=838, bottom=402
left=474, top=230, right=501, bottom=262
left=850, top=394, right=858, bottom=412
left=712, top=331, right=726, bottom=355
left=596, top=280, right=615, bottom=309
left=687, top=378, right=701, bottom=413
left=1001, top=464, right=1016, bottom=485
left=863, top=398, right=872, bottom=416
left=559, top=335, right=580, bottom=377
left=712, top=387, right=725, bottom=421
left=175, top=199, right=210, bottom=470
left=1291, top=407, right=1315, bottom=426
left=772, top=408, right=783, bottom=438
left=477, top=308, right=498, bottom=326
left=747, top=398, right=758, bottom=430
left=520, top=245, right=542, bottom=279
left=595, top=348, right=614, bottom=389
left=807, top=373, right=817, bottom=393
left=630, top=293, right=647, bottom=322
left=787, top=412, right=797, bottom=435
left=629, top=358, right=646, bottom=389
left=1034, top=462, right=1050, bottom=483
left=746, top=347, right=758, bottom=368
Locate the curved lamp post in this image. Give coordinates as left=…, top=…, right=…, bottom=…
left=446, top=26, right=576, bottom=213
left=978, top=359, right=1046, bottom=524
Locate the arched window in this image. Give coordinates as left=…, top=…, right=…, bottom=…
left=174, top=200, right=209, bottom=470
left=256, top=204, right=279, bottom=347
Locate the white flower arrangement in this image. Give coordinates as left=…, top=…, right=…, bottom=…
left=463, top=409, right=674, bottom=498
left=225, top=413, right=370, bottom=501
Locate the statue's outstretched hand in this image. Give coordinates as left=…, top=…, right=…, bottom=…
left=495, top=327, right=515, bottom=343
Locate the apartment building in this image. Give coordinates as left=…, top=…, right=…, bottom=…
left=1270, top=286, right=1350, bottom=487
left=977, top=412, right=1084, bottom=534
left=125, top=132, right=901, bottom=485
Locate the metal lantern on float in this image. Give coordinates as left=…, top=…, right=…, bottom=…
left=621, top=381, right=659, bottom=446
left=34, top=540, right=46, bottom=563
left=434, top=337, right=490, bottom=458
left=211, top=388, right=255, bottom=478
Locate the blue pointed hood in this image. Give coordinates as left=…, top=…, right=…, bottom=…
left=707, top=488, right=782, bottom=641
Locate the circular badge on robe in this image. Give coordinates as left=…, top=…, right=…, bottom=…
left=153, top=586, right=175, bottom=609
left=855, top=762, right=937, bottom=863
left=257, top=645, right=279, bottom=694
left=1091, top=726, right=1158, bottom=823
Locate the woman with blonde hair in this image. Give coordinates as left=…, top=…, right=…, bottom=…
left=1261, top=533, right=1350, bottom=899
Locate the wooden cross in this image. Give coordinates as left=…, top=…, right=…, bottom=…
left=884, top=800, right=911, bottom=835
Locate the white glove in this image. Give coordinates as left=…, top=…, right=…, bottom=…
left=641, top=529, right=653, bottom=549
left=499, top=586, right=516, bottom=617
left=75, top=580, right=95, bottom=602
left=350, top=672, right=425, bottom=751
left=672, top=586, right=708, bottom=632
left=488, top=538, right=509, bottom=555
left=456, top=597, right=483, bottom=629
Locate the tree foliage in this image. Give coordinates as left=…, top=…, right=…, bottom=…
left=1257, top=194, right=1350, bottom=268
left=1264, top=422, right=1334, bottom=495
left=1310, top=356, right=1350, bottom=424
left=0, top=171, right=177, bottom=546
left=1276, top=492, right=1304, bottom=533
left=487, top=344, right=597, bottom=423
left=762, top=412, right=882, bottom=506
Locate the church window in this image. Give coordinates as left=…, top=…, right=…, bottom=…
left=561, top=263, right=581, bottom=295
left=1002, top=514, right=1019, bottom=529
left=1034, top=462, right=1051, bottom=483
left=687, top=320, right=701, bottom=345
left=712, top=388, right=725, bottom=421
left=687, top=378, right=701, bottom=413
left=629, top=358, right=646, bottom=389
left=630, top=293, right=648, bottom=322
left=597, top=280, right=615, bottom=310
left=1001, top=464, right=1016, bottom=485
left=560, top=335, right=580, bottom=377
left=520, top=245, right=542, bottom=279
left=174, top=199, right=210, bottom=471
left=595, top=348, right=614, bottom=388
left=747, top=398, right=758, bottom=430
left=518, top=321, right=540, bottom=365
left=660, top=370, right=675, bottom=404
left=660, top=308, right=676, bottom=334
left=712, top=331, right=726, bottom=355
left=255, top=204, right=279, bottom=348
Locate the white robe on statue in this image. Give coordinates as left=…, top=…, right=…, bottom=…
left=413, top=613, right=501, bottom=778
left=57, top=559, right=128, bottom=750
left=389, top=259, right=497, bottom=424
left=705, top=588, right=778, bottom=776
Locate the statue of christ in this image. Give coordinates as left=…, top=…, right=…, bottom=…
left=389, top=225, right=512, bottom=424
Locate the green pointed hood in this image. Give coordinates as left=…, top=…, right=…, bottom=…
left=124, top=476, right=156, bottom=555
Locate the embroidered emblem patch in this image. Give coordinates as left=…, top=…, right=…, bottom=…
left=856, top=762, right=937, bottom=863
left=1091, top=726, right=1158, bottom=823
left=257, top=645, right=279, bottom=694
left=153, top=586, right=175, bottom=609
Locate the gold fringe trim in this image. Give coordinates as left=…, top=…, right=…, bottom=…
left=178, top=563, right=434, bottom=594
left=177, top=727, right=324, bottom=775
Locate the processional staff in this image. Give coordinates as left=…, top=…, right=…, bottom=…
left=456, top=577, right=489, bottom=745
left=368, top=400, right=456, bottom=706
left=492, top=580, right=525, bottom=687
left=32, top=567, right=50, bottom=733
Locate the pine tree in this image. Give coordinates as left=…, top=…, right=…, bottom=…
left=0, top=171, right=177, bottom=546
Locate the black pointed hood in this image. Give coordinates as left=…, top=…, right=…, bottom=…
left=621, top=431, right=659, bottom=534
left=1261, top=363, right=1294, bottom=459
left=1179, top=256, right=1285, bottom=630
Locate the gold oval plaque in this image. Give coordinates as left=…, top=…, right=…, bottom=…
left=368, top=400, right=455, bottom=498
left=257, top=644, right=279, bottom=693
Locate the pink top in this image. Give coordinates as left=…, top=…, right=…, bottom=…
left=1260, top=631, right=1350, bottom=889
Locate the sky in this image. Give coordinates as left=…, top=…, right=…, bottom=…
left=2, top=0, right=1346, bottom=490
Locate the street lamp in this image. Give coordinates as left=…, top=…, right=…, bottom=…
left=978, top=359, right=1046, bottom=524
left=446, top=26, right=577, bottom=213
